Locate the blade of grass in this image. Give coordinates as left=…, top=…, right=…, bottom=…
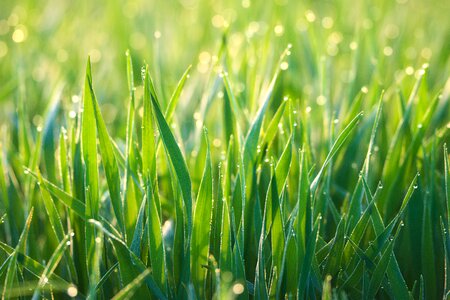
left=2, top=208, right=34, bottom=299
left=191, top=128, right=213, bottom=298
left=31, top=233, right=71, bottom=300
left=310, top=112, right=363, bottom=194
left=112, top=269, right=152, bottom=300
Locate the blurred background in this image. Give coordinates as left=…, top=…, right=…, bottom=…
left=0, top=0, right=449, bottom=139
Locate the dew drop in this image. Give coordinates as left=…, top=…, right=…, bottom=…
left=67, top=285, right=78, bottom=297
left=232, top=283, right=245, bottom=295
left=280, top=61, right=289, bottom=70
left=69, top=111, right=77, bottom=119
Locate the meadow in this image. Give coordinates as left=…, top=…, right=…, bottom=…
left=0, top=0, right=449, bottom=298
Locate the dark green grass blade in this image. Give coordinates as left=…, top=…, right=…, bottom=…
left=147, top=68, right=192, bottom=296
left=298, top=216, right=320, bottom=298
left=367, top=239, right=395, bottom=299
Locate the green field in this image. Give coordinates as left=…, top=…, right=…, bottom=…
left=0, top=0, right=449, bottom=299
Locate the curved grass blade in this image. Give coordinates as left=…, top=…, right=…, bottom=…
left=165, top=65, right=192, bottom=123
left=310, top=112, right=363, bottom=194
left=36, top=170, right=77, bottom=282
left=112, top=269, right=152, bottom=300
left=31, top=233, right=71, bottom=300
left=25, top=169, right=85, bottom=218
left=2, top=208, right=34, bottom=299
left=146, top=68, right=192, bottom=296
left=95, top=262, right=119, bottom=292
left=147, top=70, right=192, bottom=228
left=88, top=71, right=125, bottom=235
left=0, top=241, right=73, bottom=293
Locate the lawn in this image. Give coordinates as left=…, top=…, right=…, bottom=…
left=0, top=0, right=449, bottom=299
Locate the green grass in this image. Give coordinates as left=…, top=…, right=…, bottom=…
left=0, top=0, right=449, bottom=299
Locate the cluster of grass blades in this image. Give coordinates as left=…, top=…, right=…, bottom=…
left=0, top=46, right=448, bottom=298
left=0, top=1, right=449, bottom=298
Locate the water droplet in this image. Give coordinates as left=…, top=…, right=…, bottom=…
left=67, top=285, right=78, bottom=297
left=69, top=111, right=77, bottom=119
left=316, top=95, right=326, bottom=106
left=274, top=24, right=284, bottom=36
left=280, top=61, right=289, bottom=70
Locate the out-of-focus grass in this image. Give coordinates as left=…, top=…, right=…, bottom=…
left=0, top=0, right=449, bottom=299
